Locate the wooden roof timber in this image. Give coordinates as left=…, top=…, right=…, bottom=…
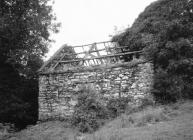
left=58, top=50, right=143, bottom=64
left=70, top=41, right=114, bottom=48
left=38, top=40, right=145, bottom=73
left=57, top=45, right=131, bottom=56
left=38, top=41, right=115, bottom=72
left=39, top=59, right=150, bottom=75
left=38, top=45, right=67, bottom=72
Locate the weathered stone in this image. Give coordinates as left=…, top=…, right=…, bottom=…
left=38, top=61, right=153, bottom=120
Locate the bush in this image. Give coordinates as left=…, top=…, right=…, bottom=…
left=106, top=97, right=132, bottom=118
left=140, top=95, right=155, bottom=108
left=71, top=86, right=108, bottom=133
left=135, top=107, right=169, bottom=127
left=112, top=0, right=193, bottom=103
left=152, top=68, right=193, bottom=103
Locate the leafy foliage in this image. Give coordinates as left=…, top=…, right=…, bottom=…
left=71, top=86, right=108, bottom=133
left=106, top=97, right=132, bottom=118
left=0, top=0, right=59, bottom=128
left=71, top=87, right=136, bottom=133
left=0, top=0, right=59, bottom=73
left=113, top=0, right=193, bottom=103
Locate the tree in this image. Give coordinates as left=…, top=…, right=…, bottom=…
left=0, top=0, right=60, bottom=128
left=113, top=0, right=193, bottom=103
left=0, top=0, right=60, bottom=75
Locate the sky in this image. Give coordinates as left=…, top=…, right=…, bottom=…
left=46, top=0, right=157, bottom=59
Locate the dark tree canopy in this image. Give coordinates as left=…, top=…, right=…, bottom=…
left=0, top=0, right=60, bottom=77
left=0, top=0, right=60, bottom=128
left=113, top=0, right=193, bottom=102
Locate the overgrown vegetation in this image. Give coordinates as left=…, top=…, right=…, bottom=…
left=84, top=100, right=193, bottom=140
left=113, top=0, right=193, bottom=103
left=71, top=86, right=138, bottom=133
left=5, top=100, right=193, bottom=140
left=71, top=86, right=109, bottom=133
left=72, top=0, right=193, bottom=134
left=1, top=0, right=193, bottom=136
left=0, top=0, right=59, bottom=129
left=106, top=97, right=132, bottom=118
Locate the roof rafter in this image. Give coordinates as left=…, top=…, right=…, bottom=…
left=38, top=41, right=144, bottom=74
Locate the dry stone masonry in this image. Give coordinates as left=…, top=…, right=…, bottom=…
left=38, top=42, right=154, bottom=120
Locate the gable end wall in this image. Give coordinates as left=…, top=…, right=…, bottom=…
left=38, top=62, right=153, bottom=120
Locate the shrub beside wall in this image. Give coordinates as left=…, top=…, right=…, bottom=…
left=71, top=86, right=108, bottom=133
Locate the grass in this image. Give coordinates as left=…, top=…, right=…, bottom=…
left=3, top=100, right=193, bottom=140
left=84, top=100, right=193, bottom=140
left=134, top=106, right=170, bottom=127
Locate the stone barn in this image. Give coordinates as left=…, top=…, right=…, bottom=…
left=38, top=41, right=153, bottom=120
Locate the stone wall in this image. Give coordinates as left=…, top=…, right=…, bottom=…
left=38, top=60, right=153, bottom=120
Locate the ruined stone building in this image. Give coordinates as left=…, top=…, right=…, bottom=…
left=38, top=41, right=153, bottom=120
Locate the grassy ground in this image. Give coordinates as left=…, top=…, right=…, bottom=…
left=85, top=101, right=193, bottom=140
left=2, top=100, right=193, bottom=140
